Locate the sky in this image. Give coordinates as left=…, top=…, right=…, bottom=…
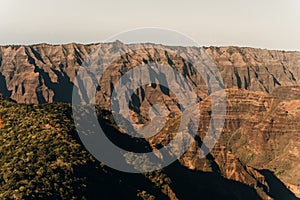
left=0, top=0, right=299, bottom=50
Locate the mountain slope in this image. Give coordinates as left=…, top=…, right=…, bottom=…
left=0, top=98, right=270, bottom=199
left=0, top=43, right=299, bottom=104
left=0, top=43, right=299, bottom=199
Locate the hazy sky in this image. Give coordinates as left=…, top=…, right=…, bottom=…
left=0, top=0, right=299, bottom=50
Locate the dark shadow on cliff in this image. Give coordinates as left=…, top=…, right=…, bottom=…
left=69, top=108, right=264, bottom=200
left=73, top=160, right=170, bottom=200
left=32, top=62, right=79, bottom=103
left=69, top=108, right=170, bottom=199
left=163, top=160, right=262, bottom=200
left=25, top=48, right=81, bottom=103
left=0, top=72, right=12, bottom=98
left=259, top=169, right=299, bottom=200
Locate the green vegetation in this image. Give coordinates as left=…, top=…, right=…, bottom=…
left=0, top=99, right=173, bottom=199
left=275, top=169, right=285, bottom=176
left=241, top=153, right=254, bottom=165
left=0, top=99, right=95, bottom=199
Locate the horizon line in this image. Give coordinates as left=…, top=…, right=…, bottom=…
left=0, top=41, right=299, bottom=52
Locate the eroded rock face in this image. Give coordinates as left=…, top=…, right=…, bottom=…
left=226, top=88, right=300, bottom=197
left=0, top=43, right=299, bottom=104
left=0, top=44, right=95, bottom=103
left=0, top=42, right=299, bottom=199
left=208, top=47, right=300, bottom=92
left=185, top=88, right=300, bottom=198
left=143, top=87, right=299, bottom=199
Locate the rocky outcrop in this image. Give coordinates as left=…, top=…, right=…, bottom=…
left=208, top=46, right=300, bottom=92
left=0, top=43, right=299, bottom=104
left=142, top=87, right=300, bottom=199
left=194, top=88, right=300, bottom=198
left=0, top=43, right=299, bottom=199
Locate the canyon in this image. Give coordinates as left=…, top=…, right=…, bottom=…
left=0, top=42, right=299, bottom=199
